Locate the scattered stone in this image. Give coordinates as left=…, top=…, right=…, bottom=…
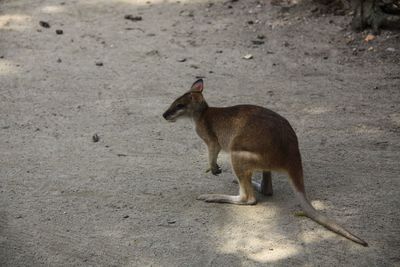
left=167, top=220, right=176, bottom=224
left=190, top=64, right=199, bottom=69
left=95, top=61, right=103, bottom=66
left=39, top=21, right=50, bottom=28
left=117, top=153, right=128, bottom=157
left=257, top=34, right=265, bottom=40
left=311, top=7, right=319, bottom=13
left=146, top=50, right=159, bottom=56
left=283, top=41, right=290, bottom=47
left=323, top=55, right=329, bottom=60
left=146, top=33, right=156, bottom=37
left=216, top=50, right=223, bottom=53
left=177, top=58, right=187, bottom=62
left=180, top=10, right=194, bottom=17
left=92, top=134, right=100, bottom=142
left=124, top=15, right=142, bottom=21
left=368, top=46, right=374, bottom=51
left=123, top=215, right=129, bottom=219
left=386, top=47, right=395, bottom=52
left=247, top=20, right=254, bottom=25
left=57, top=58, right=62, bottom=63
left=55, top=29, right=63, bottom=35
left=243, top=54, right=253, bottom=59
left=252, top=40, right=264, bottom=45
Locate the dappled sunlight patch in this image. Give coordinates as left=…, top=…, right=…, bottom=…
left=0, top=60, right=18, bottom=75
left=303, top=106, right=330, bottom=115
left=216, top=208, right=300, bottom=263
left=300, top=227, right=335, bottom=245
left=353, top=124, right=383, bottom=136
left=220, top=233, right=300, bottom=263
left=310, top=199, right=328, bottom=211
left=0, top=14, right=31, bottom=30
left=40, top=5, right=66, bottom=14
left=248, top=245, right=299, bottom=262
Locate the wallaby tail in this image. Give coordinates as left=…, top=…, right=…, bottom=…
left=292, top=189, right=368, bottom=247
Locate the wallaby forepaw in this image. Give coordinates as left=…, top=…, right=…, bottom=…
left=211, top=166, right=222, bottom=175
left=205, top=165, right=222, bottom=175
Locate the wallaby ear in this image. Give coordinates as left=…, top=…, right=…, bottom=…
left=190, top=79, right=203, bottom=93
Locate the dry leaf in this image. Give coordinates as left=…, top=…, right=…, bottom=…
left=365, top=34, right=375, bottom=42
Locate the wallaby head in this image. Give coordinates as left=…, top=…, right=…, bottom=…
left=163, top=79, right=207, bottom=122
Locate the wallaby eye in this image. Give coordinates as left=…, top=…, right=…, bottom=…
left=176, top=104, right=185, bottom=109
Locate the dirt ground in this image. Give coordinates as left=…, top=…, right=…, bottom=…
left=1, top=0, right=399, bottom=266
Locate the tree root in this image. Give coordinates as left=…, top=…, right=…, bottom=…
left=351, top=0, right=400, bottom=34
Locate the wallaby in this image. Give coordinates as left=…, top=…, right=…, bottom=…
left=163, top=79, right=368, bottom=246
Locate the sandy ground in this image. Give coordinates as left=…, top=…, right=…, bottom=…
left=1, top=0, right=400, bottom=266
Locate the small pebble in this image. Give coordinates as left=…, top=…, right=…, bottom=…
left=95, top=62, right=103, bottom=66
left=124, top=15, right=143, bottom=21
left=92, top=134, right=100, bottom=142
left=252, top=40, right=264, bottom=45
left=56, top=29, right=63, bottom=35
left=243, top=54, right=253, bottom=60
left=39, top=21, right=50, bottom=28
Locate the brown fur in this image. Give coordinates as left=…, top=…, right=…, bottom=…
left=163, top=79, right=368, bottom=246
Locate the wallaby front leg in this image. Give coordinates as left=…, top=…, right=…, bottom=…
left=205, top=142, right=221, bottom=175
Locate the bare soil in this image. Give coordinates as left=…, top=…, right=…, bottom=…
left=1, top=0, right=399, bottom=266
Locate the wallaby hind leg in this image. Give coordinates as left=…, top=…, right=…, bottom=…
left=252, top=171, right=273, bottom=196
left=197, top=157, right=256, bottom=205
left=233, top=171, right=273, bottom=196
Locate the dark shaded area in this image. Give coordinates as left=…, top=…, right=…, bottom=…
left=351, top=0, right=400, bottom=33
